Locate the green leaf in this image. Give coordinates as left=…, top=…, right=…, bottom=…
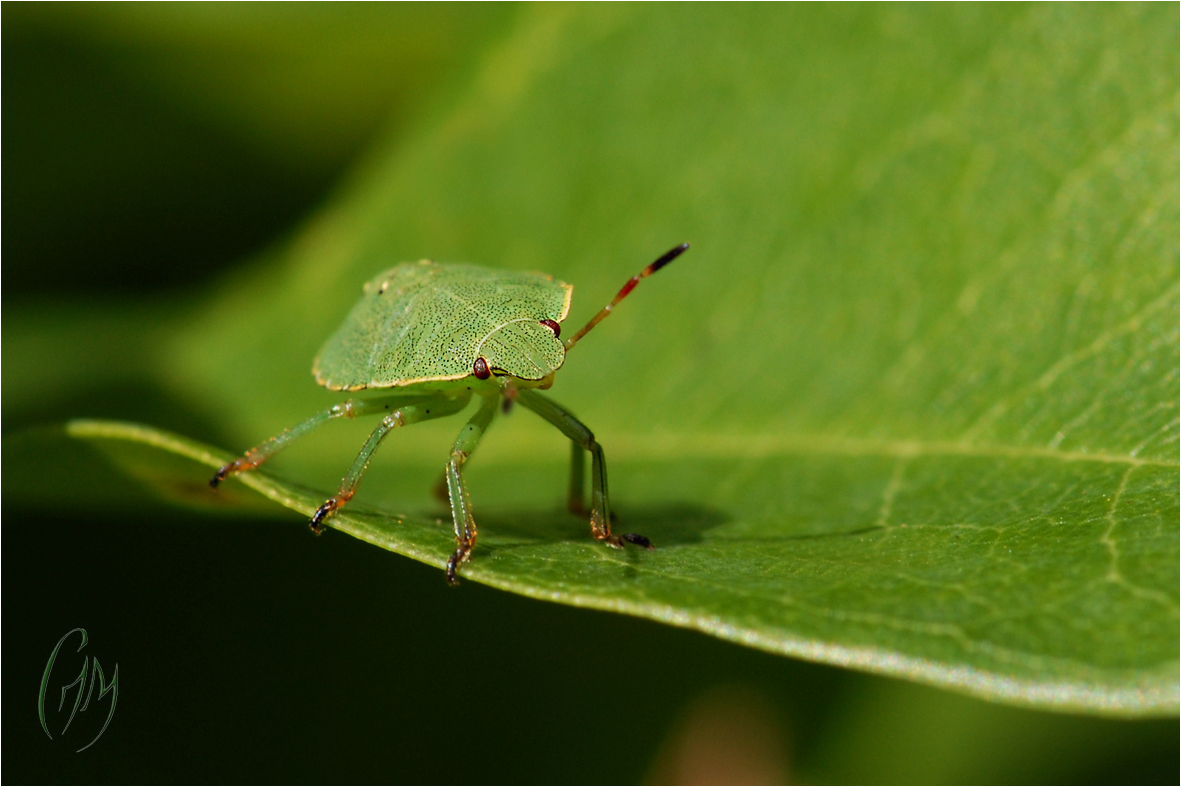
left=68, top=410, right=1178, bottom=717
left=25, top=4, right=1181, bottom=716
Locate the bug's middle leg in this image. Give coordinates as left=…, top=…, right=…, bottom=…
left=310, top=393, right=471, bottom=532
left=444, top=392, right=499, bottom=585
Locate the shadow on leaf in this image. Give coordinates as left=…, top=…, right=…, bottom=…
left=476, top=501, right=729, bottom=547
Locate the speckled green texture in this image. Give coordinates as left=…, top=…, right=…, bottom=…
left=313, top=261, right=572, bottom=390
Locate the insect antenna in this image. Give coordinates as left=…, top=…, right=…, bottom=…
left=564, top=242, right=690, bottom=351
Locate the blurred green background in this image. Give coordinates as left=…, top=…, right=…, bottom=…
left=4, top=4, right=1177, bottom=783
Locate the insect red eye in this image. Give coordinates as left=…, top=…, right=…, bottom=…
left=473, top=357, right=491, bottom=380
left=539, top=319, right=561, bottom=338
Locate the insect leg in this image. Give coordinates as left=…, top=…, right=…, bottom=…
left=444, top=392, right=500, bottom=585
left=210, top=407, right=338, bottom=487
left=516, top=389, right=653, bottom=551
left=209, top=393, right=436, bottom=488
left=310, top=393, right=471, bottom=532
left=567, top=440, right=587, bottom=516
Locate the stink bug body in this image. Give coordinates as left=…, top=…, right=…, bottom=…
left=211, top=243, right=689, bottom=584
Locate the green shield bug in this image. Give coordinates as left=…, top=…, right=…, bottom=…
left=211, top=243, right=689, bottom=584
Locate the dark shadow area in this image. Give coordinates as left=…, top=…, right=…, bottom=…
left=5, top=505, right=1178, bottom=784
left=475, top=501, right=730, bottom=548
left=1, top=423, right=297, bottom=521
left=2, top=505, right=843, bottom=783
left=714, top=525, right=893, bottom=545
left=1, top=22, right=337, bottom=299
left=1, top=383, right=228, bottom=444
left=1, top=383, right=244, bottom=514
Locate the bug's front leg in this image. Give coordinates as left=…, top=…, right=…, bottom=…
left=516, top=388, right=652, bottom=551
left=210, top=393, right=443, bottom=487
left=444, top=392, right=499, bottom=585
left=211, top=404, right=346, bottom=487
left=310, top=393, right=471, bottom=532
left=211, top=397, right=396, bottom=487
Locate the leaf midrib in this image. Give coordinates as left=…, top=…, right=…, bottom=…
left=65, top=417, right=1177, bottom=470
left=606, top=432, right=1178, bottom=467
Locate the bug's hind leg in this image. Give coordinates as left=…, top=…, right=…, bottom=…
left=566, top=440, right=588, bottom=517
left=517, top=389, right=653, bottom=551
left=444, top=392, right=499, bottom=585
left=310, top=394, right=470, bottom=533
left=566, top=442, right=622, bottom=529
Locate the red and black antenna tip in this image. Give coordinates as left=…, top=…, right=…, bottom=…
left=648, top=242, right=690, bottom=274
left=564, top=243, right=690, bottom=351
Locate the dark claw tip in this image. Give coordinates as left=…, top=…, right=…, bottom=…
left=309, top=502, right=336, bottom=536
left=209, top=468, right=228, bottom=488
left=621, top=533, right=653, bottom=550
left=311, top=501, right=334, bottom=527
left=445, top=556, right=461, bottom=587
